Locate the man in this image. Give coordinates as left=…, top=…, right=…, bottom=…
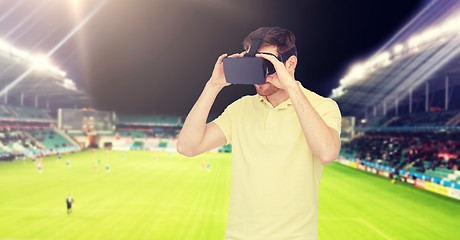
left=66, top=195, right=74, bottom=215
left=177, top=27, right=341, bottom=240
left=37, top=161, right=43, bottom=174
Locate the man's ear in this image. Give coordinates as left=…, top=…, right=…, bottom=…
left=285, top=55, right=297, bottom=71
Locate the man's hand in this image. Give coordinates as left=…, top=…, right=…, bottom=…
left=208, top=52, right=246, bottom=90
left=255, top=53, right=297, bottom=90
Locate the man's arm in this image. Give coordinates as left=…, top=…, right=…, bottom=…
left=256, top=53, right=341, bottom=165
left=177, top=53, right=242, bottom=157
left=176, top=82, right=227, bottom=157
left=285, top=85, right=341, bottom=165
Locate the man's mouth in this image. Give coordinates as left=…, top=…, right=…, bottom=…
left=256, top=82, right=270, bottom=86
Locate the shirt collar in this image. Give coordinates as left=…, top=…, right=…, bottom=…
left=256, top=81, right=303, bottom=109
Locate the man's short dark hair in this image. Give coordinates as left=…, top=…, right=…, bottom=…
left=243, top=27, right=297, bottom=56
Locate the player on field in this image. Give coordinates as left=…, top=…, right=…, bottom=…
left=66, top=195, right=74, bottom=215
left=37, top=162, right=43, bottom=174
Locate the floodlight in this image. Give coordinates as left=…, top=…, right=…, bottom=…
left=10, top=47, right=31, bottom=60
left=0, top=0, right=114, bottom=99
left=31, top=55, right=53, bottom=71
left=393, top=44, right=404, bottom=55
left=332, top=87, right=346, bottom=98
left=408, top=35, right=422, bottom=49
left=0, top=39, right=11, bottom=52
left=63, top=78, right=76, bottom=90
left=348, top=63, right=366, bottom=80
left=58, top=70, right=67, bottom=78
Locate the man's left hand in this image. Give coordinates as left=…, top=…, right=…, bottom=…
left=255, top=53, right=296, bottom=90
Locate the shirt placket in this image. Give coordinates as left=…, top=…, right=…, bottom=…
left=264, top=109, right=274, bottom=141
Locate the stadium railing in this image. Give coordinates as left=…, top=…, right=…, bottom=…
left=117, top=114, right=182, bottom=127
left=337, top=156, right=460, bottom=200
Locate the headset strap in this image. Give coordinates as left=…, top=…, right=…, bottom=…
left=245, top=27, right=273, bottom=57
left=279, top=46, right=297, bottom=62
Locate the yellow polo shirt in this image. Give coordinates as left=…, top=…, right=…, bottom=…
left=213, top=82, right=341, bottom=240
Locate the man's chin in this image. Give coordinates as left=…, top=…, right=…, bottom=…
left=255, top=82, right=279, bottom=96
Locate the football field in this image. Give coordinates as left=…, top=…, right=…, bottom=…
left=0, top=150, right=459, bottom=240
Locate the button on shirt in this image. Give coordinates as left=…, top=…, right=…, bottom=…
left=213, top=82, right=341, bottom=240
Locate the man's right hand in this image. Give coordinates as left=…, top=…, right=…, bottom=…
left=178, top=52, right=248, bottom=157
left=208, top=52, right=245, bottom=90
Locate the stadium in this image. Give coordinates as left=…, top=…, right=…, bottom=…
left=0, top=1, right=459, bottom=240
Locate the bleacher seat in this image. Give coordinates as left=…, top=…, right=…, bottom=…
left=26, top=129, right=76, bottom=151
left=117, top=130, right=147, bottom=138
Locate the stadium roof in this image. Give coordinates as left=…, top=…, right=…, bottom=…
left=0, top=42, right=90, bottom=109
left=332, top=0, right=460, bottom=117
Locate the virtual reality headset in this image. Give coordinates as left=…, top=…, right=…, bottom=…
left=222, top=27, right=297, bottom=85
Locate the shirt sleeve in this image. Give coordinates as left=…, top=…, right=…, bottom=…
left=212, top=100, right=239, bottom=145
left=317, top=98, right=342, bottom=135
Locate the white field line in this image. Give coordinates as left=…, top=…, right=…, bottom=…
left=0, top=238, right=54, bottom=240
left=0, top=239, right=43, bottom=240
left=320, top=217, right=392, bottom=240
left=358, top=218, right=393, bottom=240
left=0, top=238, right=57, bottom=240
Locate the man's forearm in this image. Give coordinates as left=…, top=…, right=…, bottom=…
left=286, top=84, right=340, bottom=165
left=177, top=81, right=222, bottom=155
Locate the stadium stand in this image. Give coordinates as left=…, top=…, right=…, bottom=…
left=0, top=128, right=39, bottom=160
left=117, top=114, right=182, bottom=126
left=0, top=105, right=80, bottom=161
left=0, top=106, right=15, bottom=118
left=332, top=1, right=460, bottom=200
left=25, top=128, right=78, bottom=152
left=0, top=105, right=53, bottom=122
left=341, top=131, right=460, bottom=170
left=340, top=114, right=460, bottom=200
left=117, top=130, right=148, bottom=138
left=94, top=114, right=181, bottom=151
left=8, top=105, right=53, bottom=121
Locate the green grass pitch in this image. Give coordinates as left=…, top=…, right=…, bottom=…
left=0, top=150, right=459, bottom=239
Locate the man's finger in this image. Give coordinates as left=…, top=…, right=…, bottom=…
left=256, top=53, right=282, bottom=67
left=218, top=53, right=228, bottom=60
left=216, top=53, right=228, bottom=65
left=255, top=53, right=276, bottom=61
left=228, top=52, right=245, bottom=58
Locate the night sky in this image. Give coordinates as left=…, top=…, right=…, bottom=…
left=0, top=0, right=424, bottom=116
